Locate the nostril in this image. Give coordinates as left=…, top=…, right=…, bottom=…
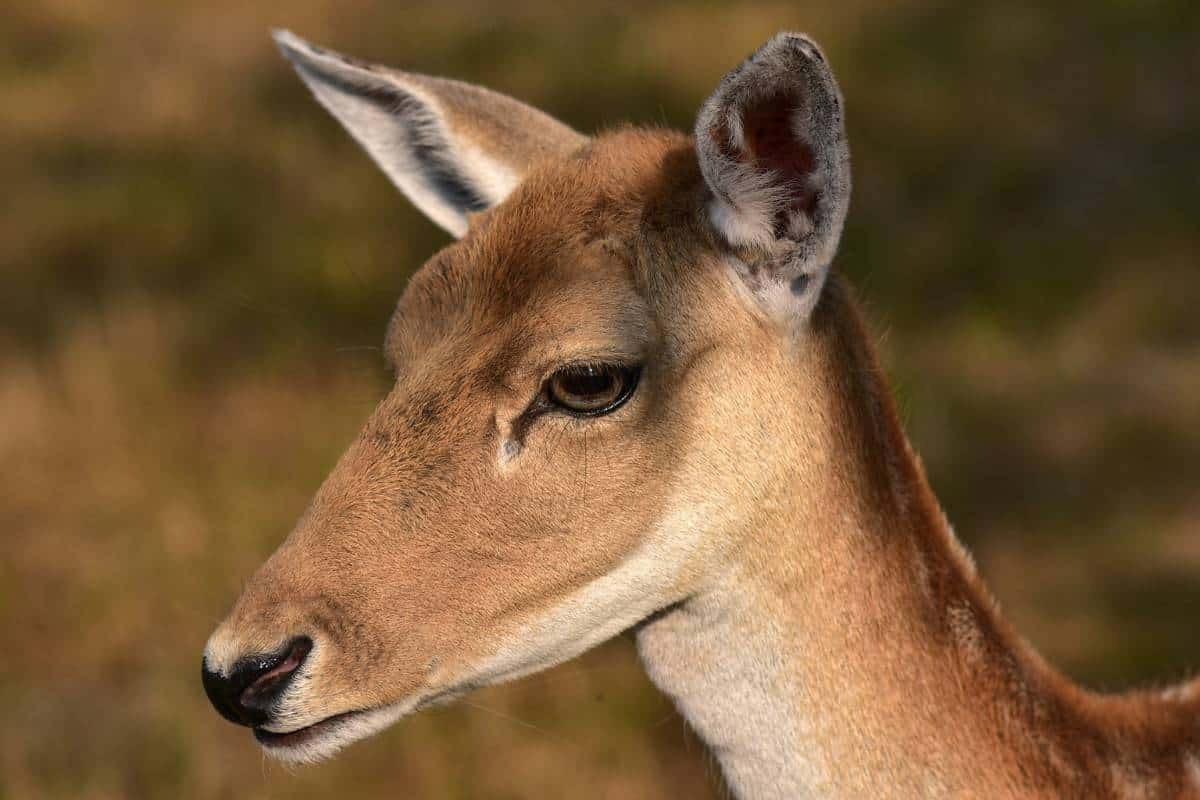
left=239, top=637, right=312, bottom=713
left=201, top=636, right=313, bottom=728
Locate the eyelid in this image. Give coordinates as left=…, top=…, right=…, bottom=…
left=553, top=360, right=624, bottom=377
left=532, top=350, right=644, bottom=385
left=518, top=361, right=643, bottom=425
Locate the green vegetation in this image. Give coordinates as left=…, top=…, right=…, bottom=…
left=3, top=1, right=1197, bottom=797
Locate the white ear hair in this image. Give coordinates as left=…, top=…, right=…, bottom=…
left=695, top=33, right=851, bottom=322
left=274, top=30, right=587, bottom=238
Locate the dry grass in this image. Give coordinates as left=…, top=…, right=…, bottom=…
left=3, top=1, right=1198, bottom=797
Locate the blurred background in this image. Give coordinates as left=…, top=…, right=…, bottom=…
left=3, top=1, right=1198, bottom=797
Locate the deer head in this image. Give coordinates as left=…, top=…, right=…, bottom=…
left=202, top=30, right=851, bottom=764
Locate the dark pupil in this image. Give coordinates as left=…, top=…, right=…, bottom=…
left=559, top=367, right=614, bottom=399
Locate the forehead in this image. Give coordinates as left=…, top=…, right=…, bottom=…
left=385, top=129, right=704, bottom=367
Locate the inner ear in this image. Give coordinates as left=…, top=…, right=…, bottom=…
left=737, top=89, right=819, bottom=239
left=695, top=32, right=851, bottom=324
left=274, top=30, right=587, bottom=239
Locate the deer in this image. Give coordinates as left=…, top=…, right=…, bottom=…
left=201, top=29, right=1200, bottom=798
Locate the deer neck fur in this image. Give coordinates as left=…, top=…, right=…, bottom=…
left=636, top=276, right=1200, bottom=799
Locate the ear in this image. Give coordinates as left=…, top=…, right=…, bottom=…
left=695, top=33, right=851, bottom=322
left=273, top=30, right=588, bottom=238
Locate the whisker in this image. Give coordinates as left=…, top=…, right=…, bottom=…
left=460, top=699, right=583, bottom=751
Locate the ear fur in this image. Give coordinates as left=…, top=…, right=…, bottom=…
left=273, top=30, right=587, bottom=237
left=695, top=33, right=851, bottom=322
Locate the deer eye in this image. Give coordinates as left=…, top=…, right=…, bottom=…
left=545, top=363, right=641, bottom=416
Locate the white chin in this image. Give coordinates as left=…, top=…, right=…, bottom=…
left=256, top=701, right=416, bottom=765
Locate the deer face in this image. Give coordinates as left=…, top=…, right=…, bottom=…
left=202, top=31, right=849, bottom=763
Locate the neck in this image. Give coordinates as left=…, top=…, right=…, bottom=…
left=637, top=277, right=1200, bottom=799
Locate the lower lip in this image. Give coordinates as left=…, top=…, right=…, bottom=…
left=254, top=709, right=360, bottom=748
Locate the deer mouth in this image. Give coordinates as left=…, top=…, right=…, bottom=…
left=253, top=707, right=365, bottom=749
left=249, top=694, right=429, bottom=762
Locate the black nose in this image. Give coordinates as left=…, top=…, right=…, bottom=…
left=201, top=637, right=312, bottom=727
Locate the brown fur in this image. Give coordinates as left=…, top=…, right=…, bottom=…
left=778, top=276, right=1200, bottom=796
left=211, top=130, right=703, bottom=711
left=206, top=47, right=1200, bottom=796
